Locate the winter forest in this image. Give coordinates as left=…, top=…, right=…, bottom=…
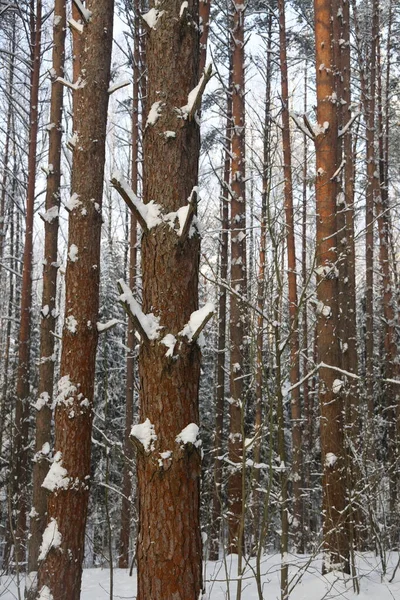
left=0, top=0, right=400, bottom=599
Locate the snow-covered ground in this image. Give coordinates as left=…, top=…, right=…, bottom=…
left=1, top=553, right=399, bottom=599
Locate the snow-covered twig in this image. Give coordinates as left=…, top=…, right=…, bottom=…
left=180, top=63, right=212, bottom=121
left=338, top=111, right=361, bottom=137
left=179, top=303, right=215, bottom=343
left=117, top=279, right=162, bottom=344
left=96, top=319, right=122, bottom=334
left=111, top=172, right=149, bottom=231
left=108, top=80, right=130, bottom=95
left=179, top=188, right=197, bottom=244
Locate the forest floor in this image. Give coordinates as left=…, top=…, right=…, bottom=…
left=1, top=552, right=399, bottom=599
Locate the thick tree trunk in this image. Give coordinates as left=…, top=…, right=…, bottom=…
left=228, top=0, right=247, bottom=557
left=118, top=0, right=140, bottom=570
left=26, top=4, right=66, bottom=594
left=313, top=0, right=350, bottom=574
left=37, top=2, right=114, bottom=599
left=278, top=0, right=302, bottom=554
left=13, top=0, right=41, bottom=568
left=134, top=2, right=203, bottom=598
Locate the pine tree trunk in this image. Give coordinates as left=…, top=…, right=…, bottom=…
left=37, top=2, right=114, bottom=598
left=228, top=0, right=247, bottom=556
left=278, top=0, right=303, bottom=553
left=26, top=5, right=66, bottom=594
left=134, top=2, right=203, bottom=598
left=313, top=0, right=350, bottom=574
left=119, top=0, right=140, bottom=570
left=13, top=0, right=42, bottom=568
left=209, top=77, right=231, bottom=562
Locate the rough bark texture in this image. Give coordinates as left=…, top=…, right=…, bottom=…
left=278, top=0, right=302, bottom=554
left=313, top=0, right=350, bottom=574
left=26, top=3, right=65, bottom=592
left=135, top=2, right=202, bottom=598
left=119, top=0, right=140, bottom=570
left=13, top=0, right=41, bottom=568
left=37, top=2, right=114, bottom=599
left=228, top=0, right=247, bottom=555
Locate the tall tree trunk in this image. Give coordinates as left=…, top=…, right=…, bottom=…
left=253, top=11, right=272, bottom=553
left=228, top=0, right=247, bottom=557
left=209, top=75, right=231, bottom=562
left=119, top=0, right=140, bottom=570
left=364, top=0, right=379, bottom=460
left=278, top=0, right=302, bottom=554
left=13, top=0, right=42, bottom=568
left=26, top=4, right=66, bottom=594
left=313, top=0, right=350, bottom=574
left=37, top=2, right=114, bottom=599
left=133, top=1, right=203, bottom=598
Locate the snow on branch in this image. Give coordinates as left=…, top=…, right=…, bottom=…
left=56, top=76, right=86, bottom=91
left=68, top=18, right=83, bottom=34
left=96, top=318, right=122, bottom=333
left=111, top=171, right=161, bottom=231
left=141, top=8, right=164, bottom=30
left=179, top=64, right=212, bottom=121
left=178, top=187, right=198, bottom=244
left=131, top=418, right=157, bottom=452
left=108, top=80, right=130, bottom=95
left=179, top=302, right=215, bottom=343
left=338, top=111, right=361, bottom=137
left=73, top=0, right=91, bottom=22
left=117, top=279, right=162, bottom=344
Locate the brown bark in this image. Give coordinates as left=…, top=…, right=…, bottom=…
left=364, top=0, right=379, bottom=455
left=13, top=0, right=41, bottom=568
left=228, top=0, right=247, bottom=556
left=118, top=0, right=140, bottom=570
left=37, top=2, right=114, bottom=599
left=209, top=77, right=231, bottom=562
left=135, top=2, right=203, bottom=598
left=26, top=3, right=66, bottom=592
left=199, top=0, right=211, bottom=74
left=278, top=0, right=303, bottom=554
left=313, top=0, right=349, bottom=574
left=253, top=13, right=272, bottom=551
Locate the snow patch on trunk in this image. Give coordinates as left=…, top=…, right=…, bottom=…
left=38, top=518, right=62, bottom=561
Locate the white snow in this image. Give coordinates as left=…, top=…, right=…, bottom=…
left=42, top=206, right=59, bottom=223
left=146, top=100, right=164, bottom=127
left=37, top=586, right=53, bottom=600
left=68, top=244, right=79, bottom=262
left=180, top=1, right=188, bottom=16
left=175, top=423, right=200, bottom=446
left=163, top=130, right=176, bottom=139
left=55, top=375, right=77, bottom=407
left=332, top=379, right=344, bottom=394
left=118, top=279, right=162, bottom=341
left=2, top=553, right=400, bottom=600
left=131, top=418, right=157, bottom=452
left=142, top=8, right=164, bottom=29
left=38, top=518, right=62, bottom=561
left=112, top=171, right=162, bottom=229
left=34, top=391, right=50, bottom=411
left=96, top=319, right=121, bottom=333
left=108, top=80, right=130, bottom=94
left=161, top=334, right=177, bottom=357
left=180, top=73, right=206, bottom=117
left=65, top=315, right=78, bottom=333
left=179, top=303, right=215, bottom=341
left=325, top=452, right=338, bottom=468
left=42, top=452, right=70, bottom=492
left=66, top=193, right=81, bottom=211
